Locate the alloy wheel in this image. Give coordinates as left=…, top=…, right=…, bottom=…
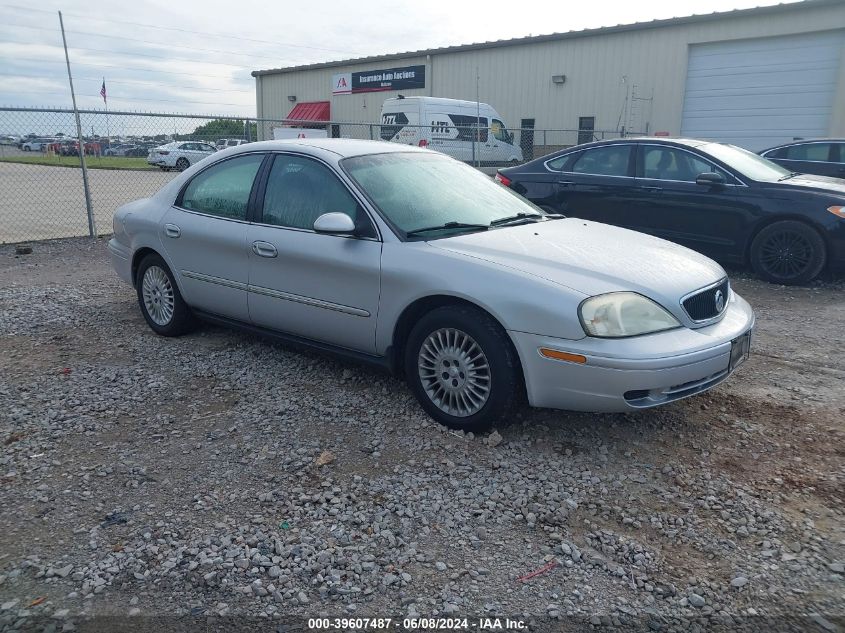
left=758, top=230, right=813, bottom=280
left=141, top=265, right=175, bottom=326
left=417, top=327, right=491, bottom=417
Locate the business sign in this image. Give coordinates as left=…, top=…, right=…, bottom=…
left=332, top=72, right=352, bottom=95
left=332, top=65, right=425, bottom=95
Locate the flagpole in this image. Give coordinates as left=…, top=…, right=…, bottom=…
left=103, top=78, right=110, bottom=151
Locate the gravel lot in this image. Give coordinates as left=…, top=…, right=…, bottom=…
left=0, top=238, right=843, bottom=632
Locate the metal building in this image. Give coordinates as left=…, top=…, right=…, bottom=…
left=252, top=0, right=845, bottom=151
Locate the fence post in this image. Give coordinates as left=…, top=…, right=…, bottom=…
left=58, top=11, right=96, bottom=238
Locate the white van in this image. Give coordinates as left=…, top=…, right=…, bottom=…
left=380, top=96, right=523, bottom=164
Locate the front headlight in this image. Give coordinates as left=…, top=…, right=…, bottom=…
left=579, top=292, right=680, bottom=338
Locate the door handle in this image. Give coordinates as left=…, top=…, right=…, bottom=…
left=164, top=223, right=181, bottom=238
left=252, top=241, right=277, bottom=258
left=640, top=186, right=663, bottom=193
left=557, top=180, right=575, bottom=188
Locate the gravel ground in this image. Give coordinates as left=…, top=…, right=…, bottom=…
left=0, top=238, right=843, bottom=633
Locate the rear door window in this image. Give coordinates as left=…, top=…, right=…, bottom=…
left=764, top=147, right=788, bottom=159
left=179, top=154, right=264, bottom=220
left=571, top=145, right=632, bottom=177
left=546, top=152, right=578, bottom=171
left=785, top=143, right=832, bottom=162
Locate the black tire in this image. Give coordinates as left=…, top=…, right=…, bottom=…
left=175, top=157, right=190, bottom=171
left=135, top=253, right=197, bottom=336
left=404, top=305, right=522, bottom=432
left=750, top=220, right=826, bottom=285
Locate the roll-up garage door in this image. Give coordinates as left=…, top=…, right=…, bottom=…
left=680, top=31, right=844, bottom=151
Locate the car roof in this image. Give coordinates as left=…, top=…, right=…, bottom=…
left=227, top=138, right=429, bottom=158
left=760, top=138, right=845, bottom=152
left=569, top=137, right=714, bottom=149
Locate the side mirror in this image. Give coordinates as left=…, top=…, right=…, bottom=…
left=313, top=212, right=356, bottom=234
left=695, top=171, right=725, bottom=187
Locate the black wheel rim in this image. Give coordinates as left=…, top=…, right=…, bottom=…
left=759, top=230, right=813, bottom=280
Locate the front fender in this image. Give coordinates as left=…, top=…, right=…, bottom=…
left=375, top=242, right=588, bottom=354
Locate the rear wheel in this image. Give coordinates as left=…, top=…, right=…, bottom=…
left=750, top=220, right=826, bottom=285
left=175, top=157, right=190, bottom=171
left=135, top=254, right=196, bottom=336
left=404, top=305, right=521, bottom=432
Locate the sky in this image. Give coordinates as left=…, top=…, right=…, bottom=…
left=0, top=0, right=798, bottom=120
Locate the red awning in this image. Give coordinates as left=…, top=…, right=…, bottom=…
left=284, top=101, right=330, bottom=124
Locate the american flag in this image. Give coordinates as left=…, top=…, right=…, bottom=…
left=100, top=79, right=107, bottom=105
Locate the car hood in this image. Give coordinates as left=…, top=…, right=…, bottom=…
left=429, top=219, right=726, bottom=315
left=767, top=173, right=845, bottom=195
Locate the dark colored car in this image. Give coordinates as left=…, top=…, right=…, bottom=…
left=759, top=139, right=845, bottom=180
left=125, top=143, right=157, bottom=157
left=497, top=138, right=845, bottom=285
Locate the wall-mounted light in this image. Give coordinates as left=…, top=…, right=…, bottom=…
left=551, top=75, right=566, bottom=85
left=287, top=95, right=297, bottom=102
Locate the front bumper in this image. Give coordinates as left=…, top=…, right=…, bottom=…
left=108, top=237, right=133, bottom=285
left=509, top=291, right=755, bottom=413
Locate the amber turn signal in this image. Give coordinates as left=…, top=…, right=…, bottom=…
left=539, top=348, right=587, bottom=364
left=828, top=206, right=845, bottom=218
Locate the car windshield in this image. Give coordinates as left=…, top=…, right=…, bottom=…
left=342, top=152, right=544, bottom=238
left=702, top=142, right=793, bottom=182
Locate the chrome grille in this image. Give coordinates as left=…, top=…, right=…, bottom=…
left=682, top=279, right=729, bottom=321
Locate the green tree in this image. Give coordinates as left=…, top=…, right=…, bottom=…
left=186, top=119, right=257, bottom=142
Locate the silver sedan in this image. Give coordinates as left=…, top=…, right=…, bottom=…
left=109, top=139, right=755, bottom=431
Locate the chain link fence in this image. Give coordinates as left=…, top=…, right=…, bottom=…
left=0, top=107, right=640, bottom=244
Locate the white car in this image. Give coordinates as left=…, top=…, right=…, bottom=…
left=147, top=141, right=216, bottom=171
left=216, top=138, right=248, bottom=151
left=22, top=138, right=58, bottom=152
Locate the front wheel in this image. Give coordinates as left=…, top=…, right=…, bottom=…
left=135, top=254, right=197, bottom=336
left=404, top=305, right=522, bottom=432
left=750, top=220, right=826, bottom=285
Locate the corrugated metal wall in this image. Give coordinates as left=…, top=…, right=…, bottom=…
left=255, top=2, right=845, bottom=141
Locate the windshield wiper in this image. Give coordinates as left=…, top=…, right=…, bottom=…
left=405, top=222, right=490, bottom=237
left=489, top=212, right=544, bottom=226
left=778, top=171, right=800, bottom=181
